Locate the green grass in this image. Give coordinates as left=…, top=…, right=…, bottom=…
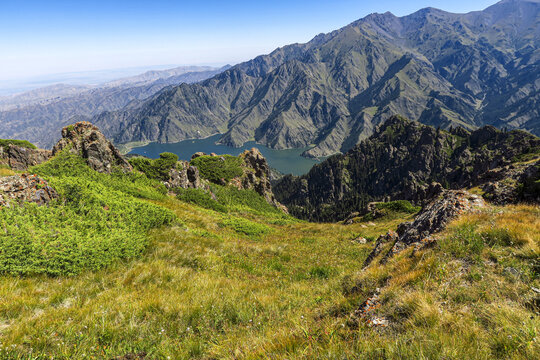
left=0, top=152, right=175, bottom=276
left=175, top=188, right=228, bottom=213
left=0, top=151, right=538, bottom=358
left=190, top=155, right=243, bottom=184
left=175, top=184, right=285, bottom=218
left=129, top=152, right=179, bottom=182
left=219, top=216, right=271, bottom=237
left=0, top=139, right=37, bottom=151
left=0, top=199, right=537, bottom=358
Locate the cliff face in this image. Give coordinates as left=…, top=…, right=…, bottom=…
left=0, top=145, right=52, bottom=171
left=273, top=116, right=540, bottom=221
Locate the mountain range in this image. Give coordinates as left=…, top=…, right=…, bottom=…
left=273, top=115, right=540, bottom=221
left=0, top=65, right=229, bottom=148
left=81, top=0, right=540, bottom=158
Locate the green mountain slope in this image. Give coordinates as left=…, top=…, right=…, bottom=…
left=95, top=0, right=540, bottom=158
left=273, top=116, right=540, bottom=221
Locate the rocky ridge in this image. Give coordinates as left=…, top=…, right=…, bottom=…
left=0, top=145, right=52, bottom=171
left=273, top=116, right=540, bottom=222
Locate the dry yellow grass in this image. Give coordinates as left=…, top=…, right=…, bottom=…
left=0, top=198, right=538, bottom=359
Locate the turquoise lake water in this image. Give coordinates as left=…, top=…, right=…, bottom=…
left=128, top=134, right=320, bottom=175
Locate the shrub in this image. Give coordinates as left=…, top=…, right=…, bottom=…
left=220, top=217, right=270, bottom=237
left=375, top=200, right=421, bottom=213
left=129, top=152, right=179, bottom=181
left=0, top=139, right=37, bottom=151
left=176, top=188, right=227, bottom=213
left=211, top=185, right=281, bottom=215
left=33, top=151, right=167, bottom=200
left=190, top=155, right=243, bottom=184
left=0, top=152, right=176, bottom=275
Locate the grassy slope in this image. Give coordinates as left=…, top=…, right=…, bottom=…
left=0, top=188, right=537, bottom=359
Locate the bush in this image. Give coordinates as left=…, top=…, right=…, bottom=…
left=176, top=188, right=227, bottom=213
left=220, top=217, right=270, bottom=237
left=190, top=155, right=243, bottom=184
left=375, top=200, right=421, bottom=213
left=34, top=151, right=167, bottom=200
left=211, top=185, right=281, bottom=215
left=0, top=139, right=37, bottom=151
left=129, top=152, right=179, bottom=181
left=0, top=152, right=176, bottom=275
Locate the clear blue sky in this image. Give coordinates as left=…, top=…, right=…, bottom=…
left=0, top=0, right=499, bottom=81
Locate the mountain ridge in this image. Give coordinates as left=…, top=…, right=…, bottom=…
left=88, top=0, right=539, bottom=158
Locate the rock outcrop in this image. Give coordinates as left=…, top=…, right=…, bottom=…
left=53, top=122, right=132, bottom=173
left=274, top=116, right=540, bottom=222
left=233, top=148, right=287, bottom=212
left=364, top=190, right=485, bottom=267
left=481, top=159, right=540, bottom=205
left=164, top=161, right=204, bottom=190
left=0, top=174, right=58, bottom=207
left=0, top=145, right=52, bottom=171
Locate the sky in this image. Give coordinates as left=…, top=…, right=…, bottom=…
left=0, top=0, right=499, bottom=84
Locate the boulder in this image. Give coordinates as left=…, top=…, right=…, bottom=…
left=0, top=145, right=52, bottom=171
left=0, top=174, right=58, bottom=207
left=364, top=190, right=485, bottom=267
left=53, top=122, right=132, bottom=173
left=164, top=161, right=204, bottom=190
left=230, top=148, right=288, bottom=212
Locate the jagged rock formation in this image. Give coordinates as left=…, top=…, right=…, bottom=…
left=92, top=0, right=540, bottom=158
left=0, top=174, right=58, bottom=207
left=232, top=148, right=287, bottom=212
left=0, top=145, right=51, bottom=171
left=53, top=122, right=132, bottom=173
left=273, top=116, right=540, bottom=221
left=165, top=162, right=204, bottom=190
left=480, top=159, right=540, bottom=204
left=363, top=190, right=485, bottom=267
left=186, top=149, right=287, bottom=211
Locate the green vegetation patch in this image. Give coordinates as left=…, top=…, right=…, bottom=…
left=129, top=152, right=179, bottom=181
left=0, top=152, right=175, bottom=276
left=361, top=200, right=421, bottom=221
left=175, top=188, right=228, bottom=213
left=0, top=139, right=37, bottom=151
left=220, top=216, right=271, bottom=237
left=190, top=155, right=243, bottom=184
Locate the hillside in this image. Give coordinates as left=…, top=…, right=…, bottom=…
left=273, top=115, right=540, bottom=221
left=0, top=66, right=228, bottom=149
left=91, top=0, right=540, bottom=158
left=0, top=120, right=538, bottom=358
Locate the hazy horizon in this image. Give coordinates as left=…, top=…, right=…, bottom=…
left=1, top=0, right=499, bottom=93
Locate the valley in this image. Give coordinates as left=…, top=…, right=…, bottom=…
left=0, top=1, right=539, bottom=359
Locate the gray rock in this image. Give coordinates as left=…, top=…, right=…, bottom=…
left=0, top=174, right=58, bottom=207
left=0, top=145, right=52, bottom=171
left=52, top=122, right=132, bottom=174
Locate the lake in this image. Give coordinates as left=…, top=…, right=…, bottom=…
left=128, top=134, right=320, bottom=175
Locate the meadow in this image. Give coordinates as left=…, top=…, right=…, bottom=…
left=0, top=156, right=538, bottom=359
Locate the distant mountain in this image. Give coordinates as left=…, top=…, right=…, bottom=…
left=272, top=115, right=540, bottom=221
left=102, top=66, right=222, bottom=88
left=0, top=66, right=229, bottom=148
left=92, top=0, right=540, bottom=158
left=0, top=84, right=92, bottom=111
